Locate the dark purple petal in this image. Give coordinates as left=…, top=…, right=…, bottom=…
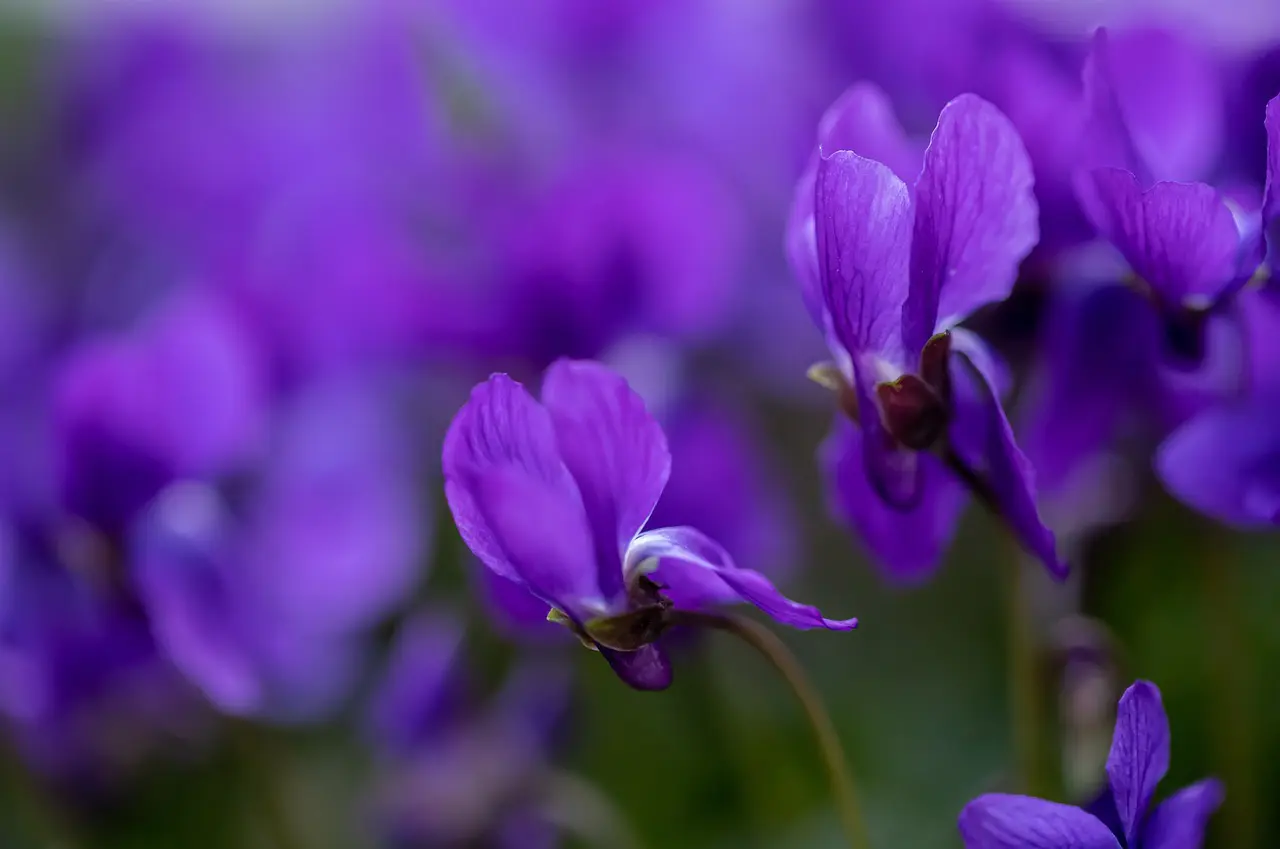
left=629, top=527, right=856, bottom=630
left=365, top=614, right=466, bottom=753
left=1156, top=397, right=1280, bottom=527
left=442, top=375, right=602, bottom=616
left=814, top=149, right=912, bottom=363
left=1143, top=778, right=1224, bottom=849
left=904, top=94, right=1038, bottom=354
left=1082, top=169, right=1240, bottom=304
left=817, top=82, right=921, bottom=185
left=1154, top=309, right=1247, bottom=428
left=1263, top=95, right=1280, bottom=254
left=1107, top=680, right=1171, bottom=846
left=1020, top=283, right=1158, bottom=496
left=951, top=352, right=1066, bottom=578
left=600, top=644, right=672, bottom=691
left=540, top=359, right=671, bottom=605
left=821, top=418, right=965, bottom=584
left=959, top=795, right=1122, bottom=849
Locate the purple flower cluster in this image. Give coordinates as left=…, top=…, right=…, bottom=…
left=0, top=0, right=1274, bottom=844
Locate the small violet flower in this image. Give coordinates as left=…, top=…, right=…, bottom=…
left=959, top=680, right=1223, bottom=849
left=442, top=359, right=855, bottom=691
left=787, top=83, right=1063, bottom=582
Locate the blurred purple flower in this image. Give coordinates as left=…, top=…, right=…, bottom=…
left=788, top=85, right=1062, bottom=582
left=442, top=359, right=854, bottom=691
left=55, top=290, right=268, bottom=534
left=131, top=379, right=425, bottom=719
left=477, top=150, right=741, bottom=368
left=366, top=613, right=570, bottom=848
left=1157, top=394, right=1280, bottom=527
left=1021, top=34, right=1273, bottom=510
left=0, top=527, right=196, bottom=780
left=960, top=680, right=1222, bottom=849
left=61, top=4, right=470, bottom=381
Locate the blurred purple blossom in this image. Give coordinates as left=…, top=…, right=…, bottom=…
left=1157, top=394, right=1280, bottom=526
left=131, top=377, right=426, bottom=718
left=1018, top=31, right=1278, bottom=521
left=365, top=613, right=571, bottom=848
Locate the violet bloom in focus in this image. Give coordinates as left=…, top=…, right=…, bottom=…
left=481, top=394, right=797, bottom=638
left=960, top=681, right=1222, bottom=849
left=442, top=359, right=854, bottom=691
left=787, top=84, right=1063, bottom=582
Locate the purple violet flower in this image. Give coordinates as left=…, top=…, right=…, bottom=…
left=787, top=84, right=1064, bottom=582
left=442, top=359, right=854, bottom=691
left=959, top=680, right=1223, bottom=849
left=480, top=393, right=798, bottom=638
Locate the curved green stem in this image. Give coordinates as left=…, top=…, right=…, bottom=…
left=670, top=611, right=870, bottom=849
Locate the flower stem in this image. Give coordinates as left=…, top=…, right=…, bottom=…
left=670, top=611, right=870, bottom=849
left=1004, top=546, right=1050, bottom=797
left=1201, top=526, right=1256, bottom=849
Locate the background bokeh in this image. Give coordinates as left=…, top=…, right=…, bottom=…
left=0, top=0, right=1276, bottom=847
